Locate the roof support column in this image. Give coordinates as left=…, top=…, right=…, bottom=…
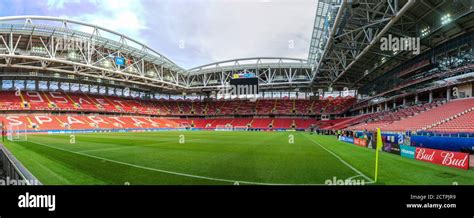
left=447, top=87, right=451, bottom=101
left=429, top=91, right=433, bottom=103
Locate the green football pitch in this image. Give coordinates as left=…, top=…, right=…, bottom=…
left=3, top=131, right=474, bottom=185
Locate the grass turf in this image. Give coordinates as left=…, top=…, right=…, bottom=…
left=3, top=131, right=474, bottom=185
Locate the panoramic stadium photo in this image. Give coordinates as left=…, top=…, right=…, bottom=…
left=0, top=0, right=473, bottom=191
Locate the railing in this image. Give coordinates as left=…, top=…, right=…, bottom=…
left=415, top=131, right=474, bottom=138
left=0, top=143, right=41, bottom=185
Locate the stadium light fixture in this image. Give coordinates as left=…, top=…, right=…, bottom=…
left=421, top=26, right=430, bottom=37
left=100, top=59, right=113, bottom=69
left=441, top=13, right=451, bottom=25
left=147, top=70, right=157, bottom=77
left=67, top=51, right=80, bottom=61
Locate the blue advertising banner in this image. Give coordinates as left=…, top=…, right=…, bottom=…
left=400, top=145, right=416, bottom=159
left=382, top=133, right=404, bottom=145
left=410, top=135, right=474, bottom=152
left=380, top=133, right=404, bottom=155
left=115, top=57, right=125, bottom=66
left=339, top=136, right=354, bottom=144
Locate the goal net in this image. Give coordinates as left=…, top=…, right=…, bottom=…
left=233, top=126, right=248, bottom=131
left=215, top=125, right=233, bottom=131
left=7, top=124, right=28, bottom=142
left=180, top=122, right=191, bottom=128
left=176, top=122, right=190, bottom=131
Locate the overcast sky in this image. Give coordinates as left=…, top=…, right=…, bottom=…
left=0, top=0, right=317, bottom=69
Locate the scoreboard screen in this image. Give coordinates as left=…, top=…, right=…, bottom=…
left=230, top=77, right=258, bottom=86
left=115, top=57, right=125, bottom=66
left=229, top=77, right=259, bottom=95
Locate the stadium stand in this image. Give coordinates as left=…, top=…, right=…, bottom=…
left=5, top=88, right=474, bottom=134
left=0, top=115, right=182, bottom=131
left=272, top=118, right=293, bottom=129
left=0, top=91, right=355, bottom=116
left=382, top=98, right=474, bottom=132
left=0, top=14, right=471, bottom=137
left=348, top=102, right=438, bottom=131
left=348, top=98, right=474, bottom=132
left=429, top=109, right=474, bottom=133
left=323, top=114, right=374, bottom=130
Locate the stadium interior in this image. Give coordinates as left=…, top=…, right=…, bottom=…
left=0, top=0, right=474, bottom=186
left=0, top=1, right=473, bottom=144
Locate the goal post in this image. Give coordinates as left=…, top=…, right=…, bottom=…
left=176, top=122, right=191, bottom=131
left=215, top=125, right=233, bottom=131
left=233, top=126, right=248, bottom=131
left=6, top=124, right=28, bottom=142
left=215, top=125, right=248, bottom=131
left=179, top=122, right=191, bottom=128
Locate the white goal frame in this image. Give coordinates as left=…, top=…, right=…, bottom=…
left=7, top=124, right=28, bottom=142
left=233, top=126, right=248, bottom=131
left=215, top=125, right=233, bottom=131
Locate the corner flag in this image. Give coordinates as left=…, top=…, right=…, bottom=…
left=374, top=128, right=383, bottom=182
left=376, top=128, right=383, bottom=150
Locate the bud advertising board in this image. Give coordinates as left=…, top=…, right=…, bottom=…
left=415, top=147, right=469, bottom=170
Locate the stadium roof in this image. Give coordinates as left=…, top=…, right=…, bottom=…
left=0, top=16, right=315, bottom=93
left=1, top=0, right=472, bottom=94
left=310, top=0, right=474, bottom=90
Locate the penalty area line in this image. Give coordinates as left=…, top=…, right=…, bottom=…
left=27, top=141, right=330, bottom=186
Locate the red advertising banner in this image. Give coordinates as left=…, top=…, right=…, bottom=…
left=354, top=138, right=367, bottom=147
left=415, top=147, right=470, bottom=170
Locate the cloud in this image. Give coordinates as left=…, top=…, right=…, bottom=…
left=139, top=0, right=316, bottom=68
left=47, top=0, right=80, bottom=9
left=44, top=0, right=149, bottom=44
left=1, top=0, right=317, bottom=69
left=198, top=1, right=315, bottom=62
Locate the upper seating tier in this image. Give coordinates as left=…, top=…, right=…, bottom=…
left=0, top=91, right=355, bottom=116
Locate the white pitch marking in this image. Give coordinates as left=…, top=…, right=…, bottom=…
left=28, top=141, right=334, bottom=186
left=304, top=134, right=375, bottom=183
left=78, top=139, right=200, bottom=153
